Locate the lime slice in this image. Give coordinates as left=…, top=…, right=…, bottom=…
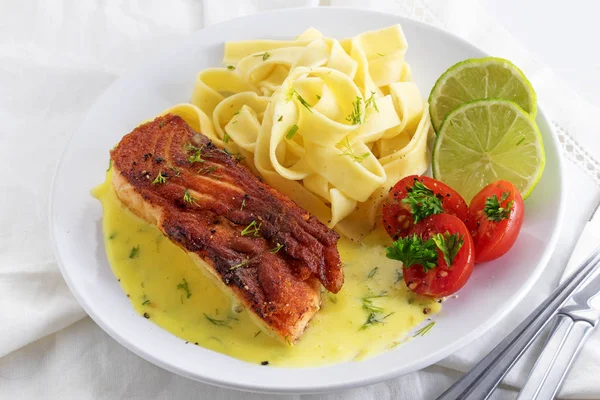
left=432, top=99, right=545, bottom=202
left=429, top=57, right=536, bottom=132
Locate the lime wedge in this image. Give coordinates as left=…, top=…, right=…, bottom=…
left=432, top=99, right=545, bottom=202
left=429, top=57, right=536, bottom=132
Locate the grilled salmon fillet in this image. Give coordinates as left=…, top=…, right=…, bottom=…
left=110, top=114, right=343, bottom=342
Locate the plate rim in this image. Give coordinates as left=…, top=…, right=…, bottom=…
left=49, top=6, right=566, bottom=394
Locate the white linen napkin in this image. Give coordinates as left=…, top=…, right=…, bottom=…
left=1, top=1, right=599, bottom=399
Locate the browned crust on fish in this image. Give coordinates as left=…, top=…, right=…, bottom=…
left=110, top=114, right=343, bottom=342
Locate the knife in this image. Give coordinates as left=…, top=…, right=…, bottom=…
left=436, top=203, right=600, bottom=400
left=517, top=201, right=600, bottom=400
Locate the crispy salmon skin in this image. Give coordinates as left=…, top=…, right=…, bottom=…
left=110, top=114, right=343, bottom=342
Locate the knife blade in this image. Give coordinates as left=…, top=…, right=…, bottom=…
left=517, top=200, right=600, bottom=400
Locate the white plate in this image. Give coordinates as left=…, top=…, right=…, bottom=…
left=50, top=7, right=565, bottom=394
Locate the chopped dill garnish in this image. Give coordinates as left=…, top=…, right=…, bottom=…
left=142, top=299, right=150, bottom=306
left=316, top=94, right=321, bottom=100
left=221, top=148, right=245, bottom=163
left=516, top=137, right=525, bottom=145
left=395, top=269, right=403, bottom=284
left=359, top=312, right=395, bottom=331
left=346, top=96, right=362, bottom=125
left=229, top=259, right=250, bottom=271
left=367, top=267, right=378, bottom=279
left=364, top=91, right=379, bottom=112
left=204, top=313, right=232, bottom=328
left=177, top=278, right=192, bottom=299
left=152, top=171, right=167, bottom=185
left=286, top=124, right=299, bottom=140
left=183, top=189, right=198, bottom=205
left=107, top=158, right=112, bottom=172
left=376, top=52, right=385, bottom=57
left=339, top=136, right=370, bottom=163
left=198, top=165, right=218, bottom=176
left=253, top=52, right=270, bottom=61
left=233, top=110, right=240, bottom=115
left=278, top=115, right=283, bottom=122
left=169, top=164, right=181, bottom=176
left=361, top=291, right=388, bottom=314
left=254, top=330, right=262, bottom=338
left=270, top=243, right=284, bottom=253
left=241, top=220, right=261, bottom=237
left=223, top=133, right=230, bottom=143
left=414, top=321, right=436, bottom=337
left=286, top=87, right=313, bottom=113
left=227, top=65, right=235, bottom=70
left=108, top=233, right=117, bottom=240
left=129, top=245, right=140, bottom=259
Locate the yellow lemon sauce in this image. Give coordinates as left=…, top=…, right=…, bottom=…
left=93, top=172, right=440, bottom=367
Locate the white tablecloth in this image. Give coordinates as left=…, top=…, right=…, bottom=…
left=2, top=1, right=600, bottom=399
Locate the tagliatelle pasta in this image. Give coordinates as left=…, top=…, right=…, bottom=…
left=163, top=25, right=432, bottom=240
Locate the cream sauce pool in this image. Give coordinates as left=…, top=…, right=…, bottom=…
left=93, top=171, right=441, bottom=367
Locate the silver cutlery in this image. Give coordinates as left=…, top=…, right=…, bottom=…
left=517, top=202, right=600, bottom=400
left=436, top=200, right=600, bottom=400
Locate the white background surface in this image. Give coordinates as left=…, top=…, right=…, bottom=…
left=2, top=0, right=600, bottom=399
left=482, top=0, right=600, bottom=108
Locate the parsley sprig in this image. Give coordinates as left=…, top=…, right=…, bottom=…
left=484, top=192, right=514, bottom=222
left=386, top=234, right=438, bottom=272
left=432, top=232, right=464, bottom=267
left=401, top=180, right=444, bottom=223
left=386, top=231, right=465, bottom=272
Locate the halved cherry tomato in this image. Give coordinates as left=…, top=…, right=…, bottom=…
left=403, top=214, right=474, bottom=297
left=469, top=180, right=524, bottom=263
left=382, top=175, right=471, bottom=240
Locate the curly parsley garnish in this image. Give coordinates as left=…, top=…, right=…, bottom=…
left=432, top=232, right=464, bottom=267
left=385, top=234, right=438, bottom=272
left=484, top=192, right=514, bottom=222
left=401, top=180, right=444, bottom=223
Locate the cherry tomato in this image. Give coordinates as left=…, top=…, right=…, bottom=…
left=382, top=175, right=471, bottom=240
left=403, top=214, right=474, bottom=297
left=469, top=180, right=524, bottom=263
